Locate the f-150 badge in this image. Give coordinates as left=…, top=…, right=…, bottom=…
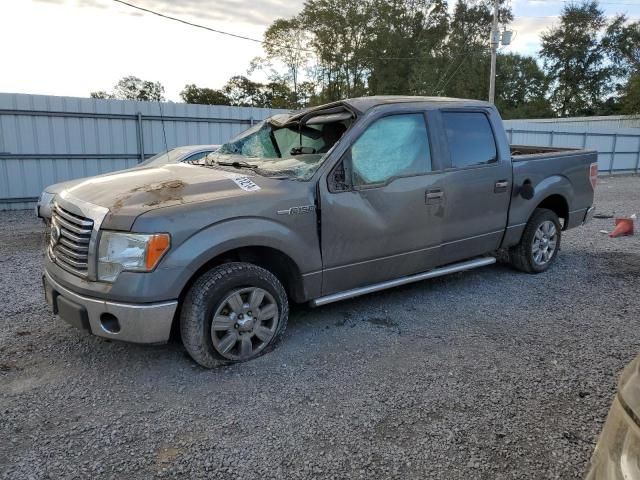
left=277, top=205, right=316, bottom=215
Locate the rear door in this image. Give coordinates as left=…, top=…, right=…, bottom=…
left=436, top=109, right=512, bottom=264
left=318, top=108, right=446, bottom=295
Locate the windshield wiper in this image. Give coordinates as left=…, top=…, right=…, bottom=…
left=215, top=160, right=259, bottom=169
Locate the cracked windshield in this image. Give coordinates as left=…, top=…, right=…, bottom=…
left=204, top=120, right=347, bottom=180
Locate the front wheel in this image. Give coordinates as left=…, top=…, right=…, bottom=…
left=509, top=208, right=562, bottom=273
left=180, top=262, right=289, bottom=367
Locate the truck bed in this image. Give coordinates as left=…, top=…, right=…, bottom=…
left=505, top=145, right=597, bottom=242
left=510, top=144, right=582, bottom=159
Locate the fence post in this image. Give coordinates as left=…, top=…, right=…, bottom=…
left=508, top=128, right=513, bottom=143
left=635, top=135, right=640, bottom=174
left=136, top=112, right=145, bottom=163
left=549, top=130, right=554, bottom=147
left=609, top=134, right=618, bottom=175
left=582, top=132, right=587, bottom=148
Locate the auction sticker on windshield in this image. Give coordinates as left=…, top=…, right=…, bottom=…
left=227, top=174, right=261, bottom=192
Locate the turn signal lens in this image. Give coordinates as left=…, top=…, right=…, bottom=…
left=145, top=234, right=170, bottom=270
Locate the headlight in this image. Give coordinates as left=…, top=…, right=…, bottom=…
left=97, top=232, right=170, bottom=282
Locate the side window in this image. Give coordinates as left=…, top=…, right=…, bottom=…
left=442, top=112, right=497, bottom=168
left=351, top=114, right=431, bottom=186
left=183, top=151, right=211, bottom=163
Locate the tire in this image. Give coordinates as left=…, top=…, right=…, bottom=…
left=180, top=262, right=289, bottom=367
left=509, top=208, right=562, bottom=273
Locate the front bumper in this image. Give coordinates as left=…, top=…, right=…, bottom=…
left=43, top=270, right=177, bottom=344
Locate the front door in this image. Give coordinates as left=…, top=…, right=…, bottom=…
left=318, top=110, right=445, bottom=296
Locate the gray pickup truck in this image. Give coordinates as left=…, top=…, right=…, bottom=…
left=43, top=96, right=598, bottom=367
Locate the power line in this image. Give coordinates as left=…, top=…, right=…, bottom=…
left=435, top=52, right=474, bottom=95
left=110, top=0, right=534, bottom=63
left=112, top=0, right=276, bottom=47
left=431, top=55, right=462, bottom=94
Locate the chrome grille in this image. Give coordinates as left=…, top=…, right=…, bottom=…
left=50, top=204, right=94, bottom=277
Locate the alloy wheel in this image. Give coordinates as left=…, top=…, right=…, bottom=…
left=210, top=287, right=279, bottom=361
left=532, top=220, right=558, bottom=266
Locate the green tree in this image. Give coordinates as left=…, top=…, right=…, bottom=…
left=258, top=18, right=312, bottom=107
left=496, top=54, right=553, bottom=119
left=90, top=76, right=165, bottom=101
left=90, top=90, right=114, bottom=99
left=180, top=84, right=230, bottom=105
left=262, top=0, right=521, bottom=104
left=367, top=0, right=449, bottom=96
left=601, top=17, right=640, bottom=79
left=223, top=76, right=267, bottom=107
left=183, top=76, right=300, bottom=109
left=261, top=82, right=296, bottom=109
left=605, top=19, right=640, bottom=113
left=437, top=0, right=511, bottom=99
left=299, top=0, right=376, bottom=102
left=620, top=72, right=640, bottom=114
left=540, top=1, right=628, bottom=116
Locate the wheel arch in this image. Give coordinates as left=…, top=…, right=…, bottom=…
left=535, top=194, right=569, bottom=228
left=178, top=245, right=306, bottom=306
left=170, top=244, right=306, bottom=340
left=503, top=175, right=574, bottom=248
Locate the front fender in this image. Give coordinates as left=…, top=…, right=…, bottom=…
left=170, top=216, right=319, bottom=272
left=160, top=216, right=322, bottom=297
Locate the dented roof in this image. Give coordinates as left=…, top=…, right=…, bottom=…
left=268, top=95, right=492, bottom=126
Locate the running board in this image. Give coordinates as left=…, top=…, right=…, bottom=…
left=310, top=257, right=496, bottom=307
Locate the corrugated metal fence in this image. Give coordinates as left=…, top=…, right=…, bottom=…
left=1, top=93, right=638, bottom=210
left=0, top=93, right=287, bottom=210
left=506, top=114, right=640, bottom=130
left=503, top=120, right=640, bottom=174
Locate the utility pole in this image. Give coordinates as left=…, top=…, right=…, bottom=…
left=488, top=0, right=500, bottom=104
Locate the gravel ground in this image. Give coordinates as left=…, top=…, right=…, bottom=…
left=1, top=176, right=639, bottom=480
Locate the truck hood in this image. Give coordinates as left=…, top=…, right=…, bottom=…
left=59, top=163, right=277, bottom=230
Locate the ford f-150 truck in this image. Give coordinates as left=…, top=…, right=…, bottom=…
left=42, top=96, right=598, bottom=367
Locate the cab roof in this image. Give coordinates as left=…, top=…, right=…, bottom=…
left=269, top=96, right=491, bottom=126
left=341, top=95, right=491, bottom=114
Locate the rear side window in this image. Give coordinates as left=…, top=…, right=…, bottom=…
left=351, top=114, right=431, bottom=186
left=442, top=112, right=497, bottom=168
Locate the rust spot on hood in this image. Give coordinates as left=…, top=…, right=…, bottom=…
left=135, top=180, right=186, bottom=193
left=133, top=180, right=187, bottom=207
left=107, top=180, right=187, bottom=217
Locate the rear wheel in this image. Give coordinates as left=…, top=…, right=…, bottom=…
left=509, top=208, right=562, bottom=273
left=180, top=262, right=288, bottom=367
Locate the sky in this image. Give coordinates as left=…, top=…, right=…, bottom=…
left=1, top=0, right=639, bottom=101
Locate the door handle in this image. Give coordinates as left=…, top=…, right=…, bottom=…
left=426, top=189, right=443, bottom=204
left=494, top=180, right=509, bottom=193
